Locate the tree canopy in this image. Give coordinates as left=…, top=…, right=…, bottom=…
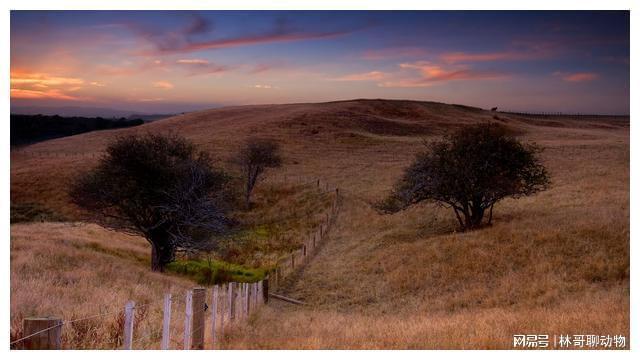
left=381, top=123, right=550, bottom=230
left=69, top=133, right=233, bottom=271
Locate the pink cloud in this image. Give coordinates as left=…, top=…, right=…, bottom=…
left=331, top=71, right=388, bottom=81
left=134, top=17, right=363, bottom=55
left=177, top=58, right=210, bottom=64
left=175, top=30, right=353, bottom=53
left=554, top=71, right=598, bottom=82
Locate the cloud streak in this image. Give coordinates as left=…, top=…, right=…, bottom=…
left=553, top=71, right=598, bottom=82
left=136, top=16, right=362, bottom=54
left=331, top=71, right=388, bottom=81
left=10, top=88, right=82, bottom=100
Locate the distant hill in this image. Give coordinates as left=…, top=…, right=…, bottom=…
left=10, top=114, right=144, bottom=146
left=10, top=105, right=148, bottom=118
left=10, top=105, right=175, bottom=121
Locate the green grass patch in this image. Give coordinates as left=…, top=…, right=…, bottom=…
left=10, top=202, right=67, bottom=223
left=166, top=258, right=267, bottom=285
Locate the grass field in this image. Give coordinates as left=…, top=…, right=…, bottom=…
left=10, top=99, right=629, bottom=349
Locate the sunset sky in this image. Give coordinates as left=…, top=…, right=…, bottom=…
left=10, top=11, right=630, bottom=114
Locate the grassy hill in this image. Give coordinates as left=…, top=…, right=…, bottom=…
left=10, top=99, right=629, bottom=349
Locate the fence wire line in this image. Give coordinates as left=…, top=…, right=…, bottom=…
left=11, top=296, right=168, bottom=346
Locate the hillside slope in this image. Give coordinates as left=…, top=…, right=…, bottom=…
left=10, top=99, right=629, bottom=349
left=11, top=99, right=626, bottom=218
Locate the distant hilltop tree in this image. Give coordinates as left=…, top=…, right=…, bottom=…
left=237, top=137, right=282, bottom=208
left=380, top=123, right=550, bottom=230
left=69, top=134, right=233, bottom=272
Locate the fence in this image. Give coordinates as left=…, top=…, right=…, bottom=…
left=266, top=178, right=341, bottom=291
left=11, top=281, right=266, bottom=350
left=11, top=177, right=341, bottom=350
left=497, top=111, right=629, bottom=120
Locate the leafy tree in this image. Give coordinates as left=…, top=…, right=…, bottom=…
left=69, top=134, right=233, bottom=272
left=381, top=123, right=550, bottom=230
left=237, top=138, right=282, bottom=208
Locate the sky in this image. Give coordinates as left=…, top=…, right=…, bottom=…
left=10, top=11, right=630, bottom=114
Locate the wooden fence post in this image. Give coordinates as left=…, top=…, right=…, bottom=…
left=220, top=284, right=225, bottom=331
left=161, top=294, right=172, bottom=350
left=183, top=290, right=193, bottom=350
left=244, top=283, right=250, bottom=317
left=211, top=286, right=219, bottom=349
left=228, top=282, right=235, bottom=320
left=235, top=284, right=241, bottom=320
left=123, top=300, right=135, bottom=350
left=22, top=317, right=62, bottom=350
left=250, top=283, right=255, bottom=310
left=252, top=283, right=257, bottom=309
left=191, top=288, right=206, bottom=349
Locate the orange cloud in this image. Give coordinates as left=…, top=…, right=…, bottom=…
left=554, top=71, right=598, bottom=82
left=152, top=80, right=174, bottom=89
left=10, top=72, right=84, bottom=87
left=379, top=61, right=506, bottom=88
left=10, top=71, right=86, bottom=100
left=10, top=88, right=82, bottom=100
left=331, top=71, right=388, bottom=81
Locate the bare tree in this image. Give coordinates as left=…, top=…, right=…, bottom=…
left=238, top=138, right=282, bottom=208
left=69, top=134, right=233, bottom=272
left=380, top=123, right=550, bottom=230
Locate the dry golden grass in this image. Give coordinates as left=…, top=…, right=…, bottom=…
left=10, top=222, right=195, bottom=349
left=10, top=99, right=629, bottom=349
left=221, top=287, right=628, bottom=349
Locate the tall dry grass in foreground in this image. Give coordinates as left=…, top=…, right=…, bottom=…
left=222, top=288, right=628, bottom=349
left=10, top=222, right=195, bottom=349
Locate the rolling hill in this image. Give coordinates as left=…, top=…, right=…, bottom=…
left=10, top=99, right=629, bottom=348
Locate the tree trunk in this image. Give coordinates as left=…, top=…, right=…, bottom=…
left=488, top=203, right=494, bottom=225
left=149, top=233, right=174, bottom=273
left=461, top=204, right=485, bottom=230
left=151, top=243, right=164, bottom=272
left=245, top=168, right=253, bottom=209
left=245, top=167, right=259, bottom=209
left=452, top=206, right=465, bottom=229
